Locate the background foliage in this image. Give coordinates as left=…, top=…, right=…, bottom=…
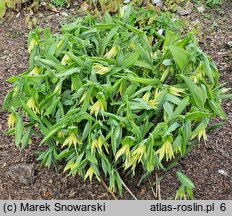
left=0, top=0, right=224, bottom=20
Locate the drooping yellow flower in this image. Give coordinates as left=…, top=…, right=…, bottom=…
left=91, top=136, right=103, bottom=153
left=64, top=162, right=76, bottom=173
left=104, top=46, right=118, bottom=59
left=191, top=128, right=207, bottom=144
left=154, top=89, right=162, bottom=98
left=84, top=166, right=95, bottom=181
left=125, top=144, right=146, bottom=171
left=155, top=140, right=174, bottom=162
left=61, top=54, right=71, bottom=65
left=115, top=144, right=130, bottom=161
left=164, top=140, right=174, bottom=161
left=142, top=92, right=150, bottom=102
left=198, top=128, right=207, bottom=144
left=190, top=72, right=203, bottom=83
left=129, top=42, right=137, bottom=50
left=132, top=145, right=146, bottom=163
left=91, top=139, right=98, bottom=153
left=175, top=187, right=187, bottom=200
left=26, top=97, right=39, bottom=114
left=90, top=101, right=105, bottom=116
left=169, top=86, right=185, bottom=97
left=62, top=133, right=82, bottom=148
left=29, top=66, right=41, bottom=76
left=142, top=93, right=157, bottom=108
left=148, top=99, right=157, bottom=107
left=93, top=63, right=111, bottom=75
left=57, top=131, right=66, bottom=138
left=28, top=38, right=37, bottom=54
left=118, top=82, right=124, bottom=96
left=8, top=112, right=16, bottom=128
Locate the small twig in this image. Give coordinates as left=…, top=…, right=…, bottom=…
left=121, top=178, right=138, bottom=200
left=100, top=178, right=118, bottom=200
left=149, top=179, right=156, bottom=198
left=156, top=172, right=161, bottom=200
left=149, top=172, right=161, bottom=200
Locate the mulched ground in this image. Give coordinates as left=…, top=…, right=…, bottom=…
left=0, top=1, right=231, bottom=200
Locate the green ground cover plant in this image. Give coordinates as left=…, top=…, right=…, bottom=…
left=0, top=0, right=36, bottom=19
left=3, top=5, right=229, bottom=199
left=0, top=0, right=69, bottom=19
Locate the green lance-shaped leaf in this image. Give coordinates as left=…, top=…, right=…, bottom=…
left=99, top=26, right=119, bottom=57
left=56, top=149, right=74, bottom=160
left=63, top=157, right=76, bottom=173
left=44, top=97, right=60, bottom=116
left=93, top=24, right=117, bottom=30
left=70, top=152, right=86, bottom=174
left=34, top=57, right=65, bottom=71
left=48, top=40, right=59, bottom=56
left=134, top=60, right=154, bottom=70
left=180, top=75, right=205, bottom=109
left=121, top=51, right=141, bottom=68
left=56, top=68, right=80, bottom=78
left=156, top=88, right=168, bottom=110
left=165, top=122, right=180, bottom=136
left=80, top=28, right=98, bottom=39
left=63, top=51, right=86, bottom=68
left=111, top=126, right=121, bottom=155
left=21, top=126, right=32, bottom=150
left=163, top=31, right=179, bottom=50
left=15, top=112, right=23, bottom=147
left=209, top=100, right=226, bottom=119
left=172, top=135, right=182, bottom=154
left=207, top=122, right=224, bottom=132
left=114, top=19, right=143, bottom=34
left=86, top=151, right=98, bottom=165
left=115, top=171, right=123, bottom=196
left=185, top=111, right=211, bottom=121
left=6, top=76, right=19, bottom=83
left=150, top=122, right=168, bottom=138
left=130, top=86, right=152, bottom=99
left=127, top=75, right=160, bottom=86
left=82, top=121, right=91, bottom=141
left=181, top=120, right=191, bottom=154
left=203, top=56, right=215, bottom=85
left=2, top=90, right=13, bottom=111
left=62, top=23, right=80, bottom=32
left=169, top=45, right=189, bottom=71
left=55, top=36, right=69, bottom=58
left=40, top=111, right=92, bottom=145
left=0, top=1, right=6, bottom=19
left=166, top=94, right=181, bottom=105
left=39, top=92, right=57, bottom=111
left=163, top=101, right=174, bottom=121
left=169, top=96, right=189, bottom=122
left=125, top=84, right=138, bottom=98
left=176, top=171, right=194, bottom=189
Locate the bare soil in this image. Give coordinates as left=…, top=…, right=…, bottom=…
left=0, top=1, right=231, bottom=200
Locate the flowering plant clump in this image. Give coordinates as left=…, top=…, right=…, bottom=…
left=3, top=5, right=229, bottom=198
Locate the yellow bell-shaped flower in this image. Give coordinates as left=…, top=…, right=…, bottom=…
left=8, top=112, right=16, bottom=128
